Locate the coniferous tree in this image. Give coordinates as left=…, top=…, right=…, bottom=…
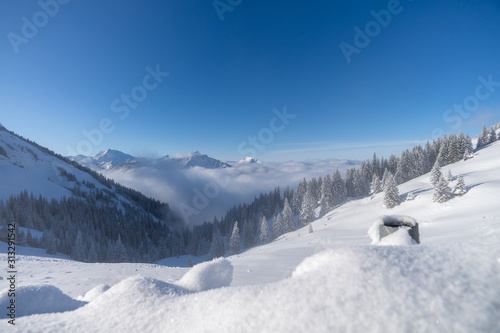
left=26, top=229, right=34, bottom=246
left=46, top=231, right=57, bottom=255
left=383, top=174, right=400, bottom=209
left=477, top=124, right=489, bottom=148
left=210, top=227, right=225, bottom=259
left=291, top=179, right=307, bottom=215
left=114, top=234, right=127, bottom=263
left=430, top=160, right=442, bottom=186
left=272, top=213, right=284, bottom=239
left=282, top=198, right=295, bottom=233
left=331, top=170, right=347, bottom=205
left=454, top=174, right=467, bottom=196
left=308, top=178, right=320, bottom=204
left=463, top=144, right=474, bottom=160
left=259, top=216, right=271, bottom=244
left=229, top=221, right=240, bottom=255
left=370, top=174, right=382, bottom=195
left=308, top=223, right=313, bottom=234
left=72, top=230, right=85, bottom=261
left=299, top=190, right=316, bottom=226
left=433, top=175, right=452, bottom=203
left=319, top=174, right=334, bottom=216
left=446, top=170, right=453, bottom=182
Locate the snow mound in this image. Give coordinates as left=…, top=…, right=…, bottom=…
left=78, top=284, right=110, bottom=302
left=379, top=227, right=417, bottom=246
left=175, top=258, right=233, bottom=292
left=0, top=284, right=85, bottom=317
left=88, top=276, right=186, bottom=309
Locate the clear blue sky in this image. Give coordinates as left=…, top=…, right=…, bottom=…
left=1, top=0, right=500, bottom=162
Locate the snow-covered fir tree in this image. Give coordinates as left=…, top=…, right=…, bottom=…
left=370, top=174, right=382, bottom=195
left=72, top=230, right=85, bottom=261
left=447, top=170, right=453, bottom=182
left=210, top=227, right=225, bottom=259
left=229, top=221, right=240, bottom=255
left=299, top=190, right=316, bottom=226
left=291, top=178, right=307, bottom=215
left=308, top=223, right=313, bottom=234
left=454, top=174, right=467, bottom=196
left=258, top=216, right=271, bottom=244
left=430, top=160, right=442, bottom=186
left=46, top=231, right=57, bottom=255
left=282, top=198, right=295, bottom=233
left=331, top=170, right=347, bottom=205
left=383, top=174, right=400, bottom=209
left=433, top=175, right=452, bottom=203
left=463, top=144, right=474, bottom=160
left=272, top=213, right=285, bottom=239
left=319, top=174, right=334, bottom=216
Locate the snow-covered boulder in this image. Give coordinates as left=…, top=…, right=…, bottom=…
left=368, top=215, right=419, bottom=245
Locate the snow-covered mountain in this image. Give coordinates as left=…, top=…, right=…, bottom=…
left=70, top=149, right=359, bottom=224
left=0, top=126, right=181, bottom=227
left=1, top=131, right=499, bottom=332
left=236, top=156, right=261, bottom=164
left=71, top=150, right=231, bottom=171
left=72, top=149, right=138, bottom=170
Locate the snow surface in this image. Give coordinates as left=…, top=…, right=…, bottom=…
left=1, top=140, right=500, bottom=332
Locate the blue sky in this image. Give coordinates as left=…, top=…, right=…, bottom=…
left=1, top=0, right=500, bottom=162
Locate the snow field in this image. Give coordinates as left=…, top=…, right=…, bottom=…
left=1, top=139, right=499, bottom=331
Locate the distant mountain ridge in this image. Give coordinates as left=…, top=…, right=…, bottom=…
left=71, top=149, right=232, bottom=171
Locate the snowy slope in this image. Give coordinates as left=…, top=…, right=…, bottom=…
left=0, top=127, right=178, bottom=227
left=1, top=140, right=499, bottom=331
left=0, top=128, right=110, bottom=201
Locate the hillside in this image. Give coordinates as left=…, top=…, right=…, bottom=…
left=1, top=134, right=499, bottom=332
left=0, top=125, right=182, bottom=262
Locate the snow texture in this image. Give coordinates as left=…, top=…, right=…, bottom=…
left=0, top=284, right=85, bottom=317
left=175, top=258, right=233, bottom=292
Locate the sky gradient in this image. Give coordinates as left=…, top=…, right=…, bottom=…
left=1, top=0, right=500, bottom=162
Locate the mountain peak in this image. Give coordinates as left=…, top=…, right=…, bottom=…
left=238, top=157, right=261, bottom=164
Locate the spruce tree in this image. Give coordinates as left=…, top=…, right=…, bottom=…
left=430, top=160, right=442, bottom=186
left=272, top=213, right=284, bottom=239
left=299, top=190, right=316, bottom=226
left=210, top=227, right=225, bottom=259
left=454, top=174, right=467, bottom=196
left=319, top=174, right=334, bottom=216
left=72, top=230, right=85, bottom=261
left=383, top=174, right=400, bottom=209
left=331, top=170, right=347, bottom=205
left=46, top=231, right=57, bottom=255
left=115, top=235, right=127, bottom=263
left=282, top=198, right=295, bottom=233
left=433, top=175, right=452, bottom=203
left=259, top=216, right=271, bottom=244
left=370, top=174, right=382, bottom=195
left=229, top=221, right=240, bottom=255
left=308, top=223, right=313, bottom=234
